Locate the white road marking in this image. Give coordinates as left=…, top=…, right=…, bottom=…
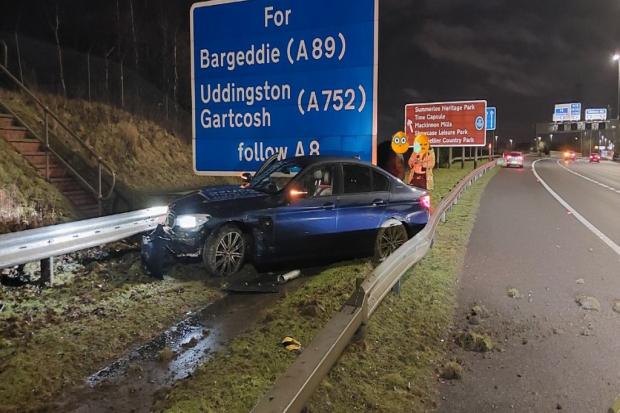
left=556, top=160, right=620, bottom=194
left=532, top=159, right=620, bottom=257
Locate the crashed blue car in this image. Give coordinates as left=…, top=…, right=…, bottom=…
left=141, top=155, right=430, bottom=277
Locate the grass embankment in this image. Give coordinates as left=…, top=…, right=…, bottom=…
left=0, top=138, right=73, bottom=233
left=308, top=166, right=497, bottom=412
left=0, top=251, right=222, bottom=413
left=158, top=161, right=493, bottom=412
left=0, top=89, right=229, bottom=192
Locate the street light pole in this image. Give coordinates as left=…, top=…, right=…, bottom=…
left=550, top=133, right=553, bottom=152
left=613, top=53, right=620, bottom=119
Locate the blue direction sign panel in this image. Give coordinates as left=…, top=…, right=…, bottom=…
left=486, top=107, right=497, bottom=131
left=191, top=0, right=379, bottom=174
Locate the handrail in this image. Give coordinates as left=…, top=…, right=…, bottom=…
left=0, top=101, right=100, bottom=199
left=0, top=63, right=116, bottom=214
left=0, top=41, right=7, bottom=67
left=252, top=160, right=497, bottom=413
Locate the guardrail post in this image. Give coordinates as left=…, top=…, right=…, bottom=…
left=391, top=279, right=401, bottom=296
left=40, top=257, right=54, bottom=287
left=348, top=277, right=369, bottom=341
left=44, top=112, right=50, bottom=182
left=440, top=211, right=446, bottom=223
left=97, top=162, right=103, bottom=216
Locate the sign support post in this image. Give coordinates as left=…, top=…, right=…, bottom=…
left=474, top=146, right=478, bottom=168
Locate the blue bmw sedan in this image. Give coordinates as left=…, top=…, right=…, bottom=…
left=141, top=156, right=430, bottom=278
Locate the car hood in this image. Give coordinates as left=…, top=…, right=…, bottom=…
left=169, top=185, right=271, bottom=216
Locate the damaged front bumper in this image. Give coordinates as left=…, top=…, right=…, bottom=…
left=141, top=224, right=204, bottom=278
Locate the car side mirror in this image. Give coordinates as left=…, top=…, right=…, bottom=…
left=240, top=172, right=253, bottom=184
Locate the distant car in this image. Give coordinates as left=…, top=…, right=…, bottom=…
left=502, top=151, right=524, bottom=168
left=589, top=153, right=601, bottom=163
left=141, top=155, right=430, bottom=278
left=563, top=151, right=576, bottom=161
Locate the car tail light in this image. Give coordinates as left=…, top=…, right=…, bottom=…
left=420, top=194, right=431, bottom=210
left=517, top=156, right=523, bottom=161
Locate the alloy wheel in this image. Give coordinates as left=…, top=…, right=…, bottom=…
left=378, top=225, right=408, bottom=259
left=214, top=231, right=244, bottom=275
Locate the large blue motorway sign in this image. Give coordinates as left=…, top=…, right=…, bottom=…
left=553, top=102, right=581, bottom=122
left=191, top=0, right=379, bottom=174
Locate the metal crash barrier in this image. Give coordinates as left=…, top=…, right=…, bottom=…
left=0, top=207, right=167, bottom=285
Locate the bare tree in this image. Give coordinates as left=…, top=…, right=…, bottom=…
left=50, top=4, right=67, bottom=98
left=104, top=47, right=115, bottom=97
left=86, top=48, right=91, bottom=102
left=173, top=29, right=178, bottom=106
left=129, top=0, right=139, bottom=68
left=120, top=58, right=125, bottom=108
left=129, top=0, right=140, bottom=101
left=14, top=31, right=23, bottom=83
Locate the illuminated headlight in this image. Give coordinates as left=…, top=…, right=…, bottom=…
left=174, top=214, right=211, bottom=230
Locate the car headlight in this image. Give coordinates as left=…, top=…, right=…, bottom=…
left=174, top=214, right=211, bottom=230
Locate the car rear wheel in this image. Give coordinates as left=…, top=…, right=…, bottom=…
left=374, top=222, right=408, bottom=262
left=203, top=224, right=247, bottom=277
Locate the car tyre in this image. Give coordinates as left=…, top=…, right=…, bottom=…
left=374, top=222, right=408, bottom=262
left=203, top=224, right=247, bottom=277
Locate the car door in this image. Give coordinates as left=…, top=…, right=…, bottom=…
left=272, top=163, right=340, bottom=260
left=335, top=164, right=390, bottom=256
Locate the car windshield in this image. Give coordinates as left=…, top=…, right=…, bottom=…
left=250, top=160, right=303, bottom=194
left=509, top=152, right=521, bottom=156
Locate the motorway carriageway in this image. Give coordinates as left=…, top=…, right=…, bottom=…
left=439, top=155, right=620, bottom=412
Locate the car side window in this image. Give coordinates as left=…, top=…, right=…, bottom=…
left=298, top=165, right=336, bottom=198
left=343, top=164, right=372, bottom=194
left=372, top=170, right=390, bottom=192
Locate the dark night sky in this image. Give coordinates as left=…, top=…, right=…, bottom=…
left=1, top=0, right=620, bottom=144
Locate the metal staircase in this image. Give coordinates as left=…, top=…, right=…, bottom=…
left=0, top=64, right=116, bottom=217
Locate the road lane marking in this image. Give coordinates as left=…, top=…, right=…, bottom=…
left=532, top=159, right=620, bottom=257
left=556, top=160, right=620, bottom=194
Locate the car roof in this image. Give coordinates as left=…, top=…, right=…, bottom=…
left=290, top=155, right=375, bottom=168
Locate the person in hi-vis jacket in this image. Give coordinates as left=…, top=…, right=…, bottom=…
left=407, top=134, right=435, bottom=190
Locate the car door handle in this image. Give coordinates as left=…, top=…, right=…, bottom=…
left=372, top=199, right=386, bottom=206
left=322, top=202, right=335, bottom=209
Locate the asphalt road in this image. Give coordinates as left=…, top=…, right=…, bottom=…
left=438, top=156, right=620, bottom=412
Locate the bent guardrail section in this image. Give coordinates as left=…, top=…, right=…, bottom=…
left=252, top=160, right=497, bottom=413
left=0, top=207, right=167, bottom=276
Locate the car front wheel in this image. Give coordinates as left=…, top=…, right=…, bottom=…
left=203, top=224, right=247, bottom=277
left=374, top=222, right=408, bottom=262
